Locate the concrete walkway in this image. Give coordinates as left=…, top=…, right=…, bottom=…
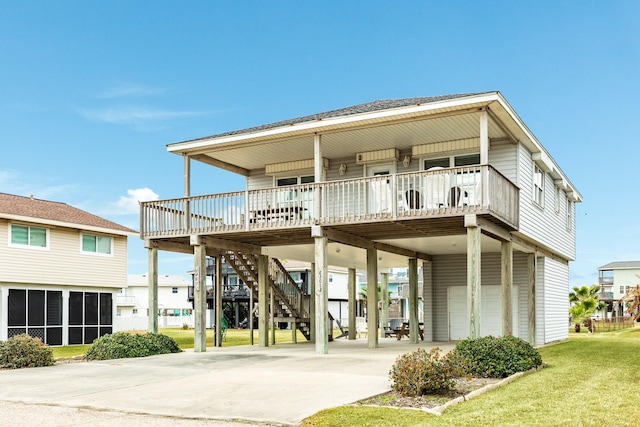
left=0, top=338, right=455, bottom=426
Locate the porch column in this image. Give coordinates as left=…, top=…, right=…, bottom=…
left=184, top=155, right=191, bottom=231
left=312, top=226, right=329, bottom=354
left=501, top=241, right=513, bottom=337
left=422, top=260, right=433, bottom=342
left=310, top=263, right=316, bottom=342
left=380, top=272, right=389, bottom=339
left=147, top=247, right=158, bottom=334
left=193, top=242, right=207, bottom=352
left=258, top=254, right=269, bottom=347
left=215, top=254, right=223, bottom=347
left=348, top=268, right=356, bottom=340
left=408, top=258, right=419, bottom=344
left=467, top=225, right=482, bottom=339
left=366, top=248, right=378, bottom=349
left=480, top=110, right=489, bottom=165
left=528, top=253, right=537, bottom=345
left=270, top=287, right=276, bottom=345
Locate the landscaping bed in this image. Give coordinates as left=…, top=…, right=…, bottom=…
left=356, top=377, right=501, bottom=409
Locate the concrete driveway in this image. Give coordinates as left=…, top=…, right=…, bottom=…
left=0, top=338, right=455, bottom=426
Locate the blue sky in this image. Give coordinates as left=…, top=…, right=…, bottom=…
left=1, top=1, right=638, bottom=286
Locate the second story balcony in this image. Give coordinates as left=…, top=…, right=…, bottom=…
left=140, top=165, right=519, bottom=241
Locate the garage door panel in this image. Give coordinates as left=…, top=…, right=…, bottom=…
left=448, top=286, right=519, bottom=340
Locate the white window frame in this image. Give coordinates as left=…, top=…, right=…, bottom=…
left=566, top=200, right=573, bottom=231
left=81, top=233, right=114, bottom=256
left=172, top=287, right=178, bottom=294
left=555, top=187, right=561, bottom=214
left=533, top=163, right=545, bottom=207
left=421, top=152, right=481, bottom=171
left=9, top=223, right=50, bottom=250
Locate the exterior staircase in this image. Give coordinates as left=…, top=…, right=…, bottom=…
left=222, top=251, right=312, bottom=340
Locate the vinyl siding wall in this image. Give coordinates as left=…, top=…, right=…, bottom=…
left=516, top=144, right=576, bottom=260
left=541, top=256, right=569, bottom=343
left=0, top=219, right=128, bottom=289
left=612, top=269, right=640, bottom=299
left=488, top=139, right=518, bottom=182
left=429, top=252, right=530, bottom=341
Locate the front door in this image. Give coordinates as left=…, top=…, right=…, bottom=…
left=366, top=163, right=393, bottom=214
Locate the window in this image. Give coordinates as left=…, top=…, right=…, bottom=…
left=68, top=291, right=112, bottom=344
left=82, top=234, right=112, bottom=255
left=7, top=289, right=63, bottom=345
left=620, top=286, right=625, bottom=294
left=423, top=153, right=480, bottom=170
left=555, top=187, right=561, bottom=214
left=566, top=200, right=573, bottom=231
left=533, top=164, right=544, bottom=206
left=10, top=224, right=48, bottom=248
left=133, top=308, right=138, bottom=315
left=276, top=175, right=314, bottom=186
left=172, top=287, right=178, bottom=294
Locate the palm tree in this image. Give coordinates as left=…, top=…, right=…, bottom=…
left=569, top=284, right=601, bottom=333
left=359, top=283, right=392, bottom=305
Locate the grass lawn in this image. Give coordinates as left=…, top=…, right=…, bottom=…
left=301, top=327, right=640, bottom=427
left=52, top=327, right=307, bottom=359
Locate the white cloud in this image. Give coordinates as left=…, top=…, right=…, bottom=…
left=80, top=106, right=205, bottom=127
left=116, top=187, right=159, bottom=214
left=0, top=169, right=77, bottom=200
left=96, top=83, right=163, bottom=99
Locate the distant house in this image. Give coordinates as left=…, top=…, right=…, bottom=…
left=117, top=274, right=193, bottom=331
left=0, top=193, right=137, bottom=345
left=598, top=261, right=640, bottom=315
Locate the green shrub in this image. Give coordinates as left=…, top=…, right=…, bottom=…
left=85, top=332, right=181, bottom=360
left=449, top=335, right=542, bottom=378
left=0, top=334, right=55, bottom=369
left=389, top=347, right=464, bottom=396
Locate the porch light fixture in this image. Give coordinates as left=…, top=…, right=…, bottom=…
left=338, top=163, right=347, bottom=175
left=402, top=155, right=411, bottom=167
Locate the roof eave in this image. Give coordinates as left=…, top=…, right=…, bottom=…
left=166, top=92, right=501, bottom=154
left=1, top=214, right=138, bottom=237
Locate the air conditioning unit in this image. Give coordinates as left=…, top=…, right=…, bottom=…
left=356, top=148, right=399, bottom=165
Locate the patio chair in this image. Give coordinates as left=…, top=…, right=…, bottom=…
left=405, top=189, right=422, bottom=210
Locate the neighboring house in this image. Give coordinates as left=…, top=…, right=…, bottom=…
left=117, top=274, right=193, bottom=331
left=282, top=260, right=353, bottom=326
left=140, top=92, right=582, bottom=353
left=0, top=193, right=137, bottom=345
left=597, top=261, right=640, bottom=316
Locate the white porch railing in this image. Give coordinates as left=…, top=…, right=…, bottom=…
left=140, top=165, right=519, bottom=238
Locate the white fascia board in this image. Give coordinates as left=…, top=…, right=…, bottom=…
left=2, top=214, right=138, bottom=237
left=494, top=93, right=583, bottom=203
left=167, top=93, right=501, bottom=154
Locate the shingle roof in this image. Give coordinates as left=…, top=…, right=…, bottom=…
left=0, top=193, right=137, bottom=234
left=183, top=92, right=491, bottom=143
left=598, top=261, right=640, bottom=270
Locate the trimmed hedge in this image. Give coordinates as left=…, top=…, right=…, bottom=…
left=449, top=335, right=542, bottom=378
left=85, top=332, right=181, bottom=360
left=389, top=347, right=464, bottom=396
left=0, top=334, right=55, bottom=369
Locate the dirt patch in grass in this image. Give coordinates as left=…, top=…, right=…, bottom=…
left=355, top=377, right=501, bottom=409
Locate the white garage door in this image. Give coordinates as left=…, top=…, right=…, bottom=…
left=448, top=285, right=519, bottom=341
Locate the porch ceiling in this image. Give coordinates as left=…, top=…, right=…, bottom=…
left=180, top=109, right=509, bottom=173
